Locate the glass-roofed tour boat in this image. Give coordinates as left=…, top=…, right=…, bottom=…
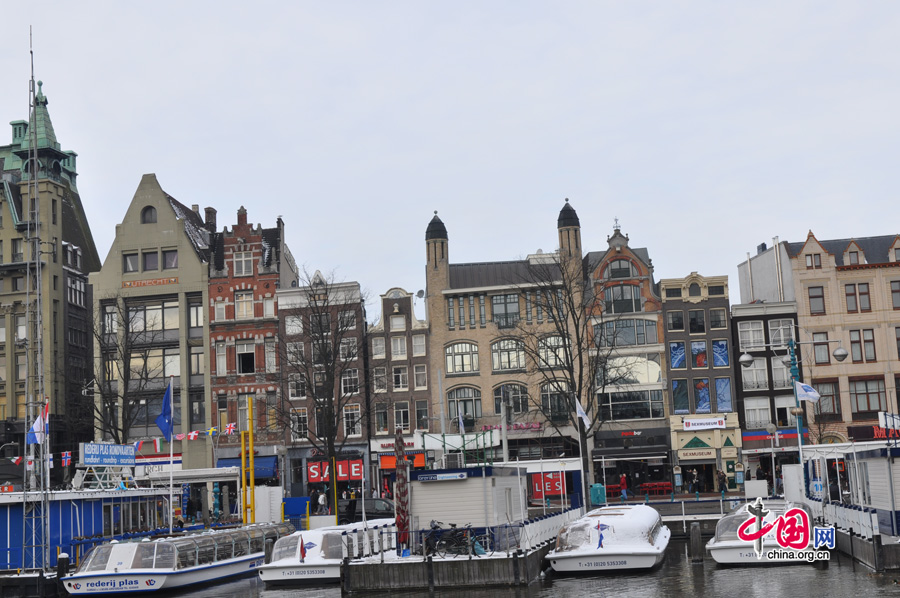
left=706, top=499, right=815, bottom=564
left=62, top=522, right=294, bottom=594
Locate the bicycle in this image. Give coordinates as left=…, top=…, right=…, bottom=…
left=436, top=523, right=494, bottom=558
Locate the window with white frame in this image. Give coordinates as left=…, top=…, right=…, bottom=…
left=341, top=369, right=359, bottom=394
left=769, top=319, right=794, bottom=348
left=286, top=342, right=303, bottom=362
left=373, top=367, right=387, bottom=392
left=414, top=364, right=427, bottom=389
left=741, top=357, right=768, bottom=390
left=264, top=297, right=275, bottom=318
left=390, top=315, right=405, bottom=331
left=340, top=338, right=358, bottom=361
left=265, top=339, right=276, bottom=373
left=491, top=339, right=525, bottom=371
left=393, top=366, right=408, bottom=390
left=775, top=396, right=798, bottom=427
left=445, top=342, right=478, bottom=373
left=235, top=291, right=254, bottom=319
left=236, top=341, right=255, bottom=374
left=372, top=337, right=385, bottom=359
left=394, top=401, right=410, bottom=433
left=412, top=334, right=426, bottom=356
left=216, top=342, right=226, bottom=375
left=288, top=373, right=306, bottom=399
left=493, top=383, right=528, bottom=415
left=238, top=394, right=251, bottom=431
left=744, top=397, right=771, bottom=429
left=448, top=387, right=482, bottom=422
left=391, top=337, right=407, bottom=359
left=375, top=404, right=389, bottom=433
left=771, top=357, right=791, bottom=389
left=340, top=310, right=357, bottom=330
left=343, top=404, right=362, bottom=436
left=214, top=300, right=227, bottom=322
left=291, top=407, right=308, bottom=440
left=738, top=321, right=764, bottom=351
left=234, top=251, right=253, bottom=276
left=538, top=336, right=566, bottom=368
left=285, top=314, right=303, bottom=335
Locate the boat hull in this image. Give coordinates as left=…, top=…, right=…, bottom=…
left=62, top=555, right=265, bottom=595
left=548, top=551, right=664, bottom=572
left=707, top=542, right=813, bottom=565
left=258, top=561, right=342, bottom=586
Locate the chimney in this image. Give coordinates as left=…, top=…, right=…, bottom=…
left=237, top=206, right=248, bottom=226
left=204, top=207, right=217, bottom=232
left=756, top=242, right=767, bottom=255
left=191, top=204, right=200, bottom=214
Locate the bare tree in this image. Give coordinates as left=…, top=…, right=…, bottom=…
left=275, top=270, right=369, bottom=466
left=84, top=296, right=174, bottom=444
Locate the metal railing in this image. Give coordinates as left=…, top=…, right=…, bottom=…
left=809, top=497, right=880, bottom=540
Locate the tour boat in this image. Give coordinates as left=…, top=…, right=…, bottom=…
left=61, top=522, right=294, bottom=594
left=258, top=519, right=395, bottom=586
left=546, top=505, right=670, bottom=573
left=706, top=499, right=814, bottom=564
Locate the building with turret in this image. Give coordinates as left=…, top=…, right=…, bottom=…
left=0, top=81, right=100, bottom=472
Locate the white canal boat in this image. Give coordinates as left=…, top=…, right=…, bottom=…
left=258, top=519, right=395, bottom=586
left=706, top=499, right=815, bottom=564
left=61, top=522, right=294, bottom=594
left=546, top=505, right=670, bottom=573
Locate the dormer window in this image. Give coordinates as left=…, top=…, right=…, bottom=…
left=141, top=206, right=157, bottom=224
left=848, top=251, right=859, bottom=265
left=603, top=259, right=635, bottom=280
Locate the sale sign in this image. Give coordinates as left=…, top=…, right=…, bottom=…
left=307, top=459, right=364, bottom=482
left=531, top=472, right=566, bottom=498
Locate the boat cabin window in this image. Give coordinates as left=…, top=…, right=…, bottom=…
left=322, top=533, right=344, bottom=560
left=79, top=544, right=114, bottom=573
left=248, top=528, right=265, bottom=553
left=555, top=522, right=592, bottom=552
left=232, top=531, right=250, bottom=557
left=132, top=543, right=157, bottom=569
left=195, top=537, right=216, bottom=565
left=154, top=543, right=175, bottom=569
left=272, top=535, right=300, bottom=562
left=173, top=539, right=198, bottom=570
left=214, top=534, right=234, bottom=561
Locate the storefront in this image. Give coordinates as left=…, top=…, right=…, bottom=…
left=592, top=427, right=671, bottom=491
left=671, top=413, right=742, bottom=491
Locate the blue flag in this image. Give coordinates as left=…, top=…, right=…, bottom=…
left=155, top=378, right=174, bottom=441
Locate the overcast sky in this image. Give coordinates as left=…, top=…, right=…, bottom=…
left=2, top=3, right=899, bottom=321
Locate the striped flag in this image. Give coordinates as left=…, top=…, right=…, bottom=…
left=26, top=402, right=49, bottom=445
left=153, top=437, right=164, bottom=452
left=48, top=453, right=54, bottom=469
left=134, top=440, right=144, bottom=452
left=10, top=456, right=22, bottom=465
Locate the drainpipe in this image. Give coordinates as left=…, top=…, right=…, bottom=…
left=746, top=252, right=755, bottom=302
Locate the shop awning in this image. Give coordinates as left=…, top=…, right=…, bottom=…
left=217, top=456, right=278, bottom=478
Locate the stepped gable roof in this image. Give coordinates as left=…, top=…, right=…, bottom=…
left=448, top=259, right=561, bottom=290
left=557, top=199, right=580, bottom=228
left=786, top=234, right=898, bottom=266
left=167, top=194, right=210, bottom=261
left=425, top=211, right=447, bottom=240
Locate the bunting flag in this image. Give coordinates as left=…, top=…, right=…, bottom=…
left=206, top=427, right=217, bottom=437
left=153, top=437, right=163, bottom=452
left=175, top=433, right=185, bottom=441
left=62, top=451, right=71, bottom=467
left=224, top=423, right=236, bottom=435
left=10, top=456, right=22, bottom=465
left=26, top=459, right=34, bottom=471
left=187, top=430, right=200, bottom=440
left=134, top=440, right=144, bottom=452
left=48, top=453, right=54, bottom=469
left=26, top=402, right=49, bottom=445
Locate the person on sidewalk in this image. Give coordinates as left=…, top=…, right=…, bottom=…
left=620, top=473, right=628, bottom=500
left=717, top=470, right=727, bottom=493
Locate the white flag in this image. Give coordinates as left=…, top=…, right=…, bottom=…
left=575, top=398, right=592, bottom=430
left=795, top=381, right=821, bottom=403
left=458, top=410, right=465, bottom=435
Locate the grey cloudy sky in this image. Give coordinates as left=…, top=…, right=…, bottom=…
left=2, top=3, right=899, bottom=320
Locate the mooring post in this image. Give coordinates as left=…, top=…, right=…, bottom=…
left=690, top=522, right=703, bottom=564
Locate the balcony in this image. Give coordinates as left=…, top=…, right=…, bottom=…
left=493, top=314, right=520, bottom=329
left=742, top=380, right=769, bottom=391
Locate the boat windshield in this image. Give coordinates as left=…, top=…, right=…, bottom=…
left=172, top=538, right=199, bottom=570
left=131, top=543, right=157, bottom=569
left=154, top=543, right=176, bottom=569
left=321, top=533, right=344, bottom=560
left=272, top=535, right=300, bottom=562
left=76, top=544, right=114, bottom=573
left=555, top=522, right=592, bottom=552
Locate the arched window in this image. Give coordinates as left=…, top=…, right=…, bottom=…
left=541, top=382, right=569, bottom=421
left=689, top=283, right=701, bottom=297
left=141, top=206, right=158, bottom=224
left=603, top=259, right=635, bottom=280
left=493, top=383, right=528, bottom=415
left=445, top=342, right=479, bottom=374
left=448, top=387, right=482, bottom=427
left=491, top=339, right=525, bottom=371
left=538, top=336, right=567, bottom=368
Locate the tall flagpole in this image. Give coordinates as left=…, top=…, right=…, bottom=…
left=169, top=376, right=174, bottom=533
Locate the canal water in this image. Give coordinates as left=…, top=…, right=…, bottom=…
left=173, top=540, right=900, bottom=598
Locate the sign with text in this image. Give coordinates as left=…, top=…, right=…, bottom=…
left=678, top=448, right=716, bottom=460
left=307, top=459, right=364, bottom=482
left=417, top=472, right=468, bottom=482
left=379, top=453, right=426, bottom=469
left=531, top=472, right=566, bottom=498
left=682, top=417, right=726, bottom=431
left=82, top=443, right=136, bottom=466
left=122, top=277, right=178, bottom=288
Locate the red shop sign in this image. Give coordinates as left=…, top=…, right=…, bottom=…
left=307, top=459, right=364, bottom=482
left=531, top=472, right=566, bottom=498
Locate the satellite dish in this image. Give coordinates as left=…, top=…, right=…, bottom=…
left=416, top=290, right=425, bottom=299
